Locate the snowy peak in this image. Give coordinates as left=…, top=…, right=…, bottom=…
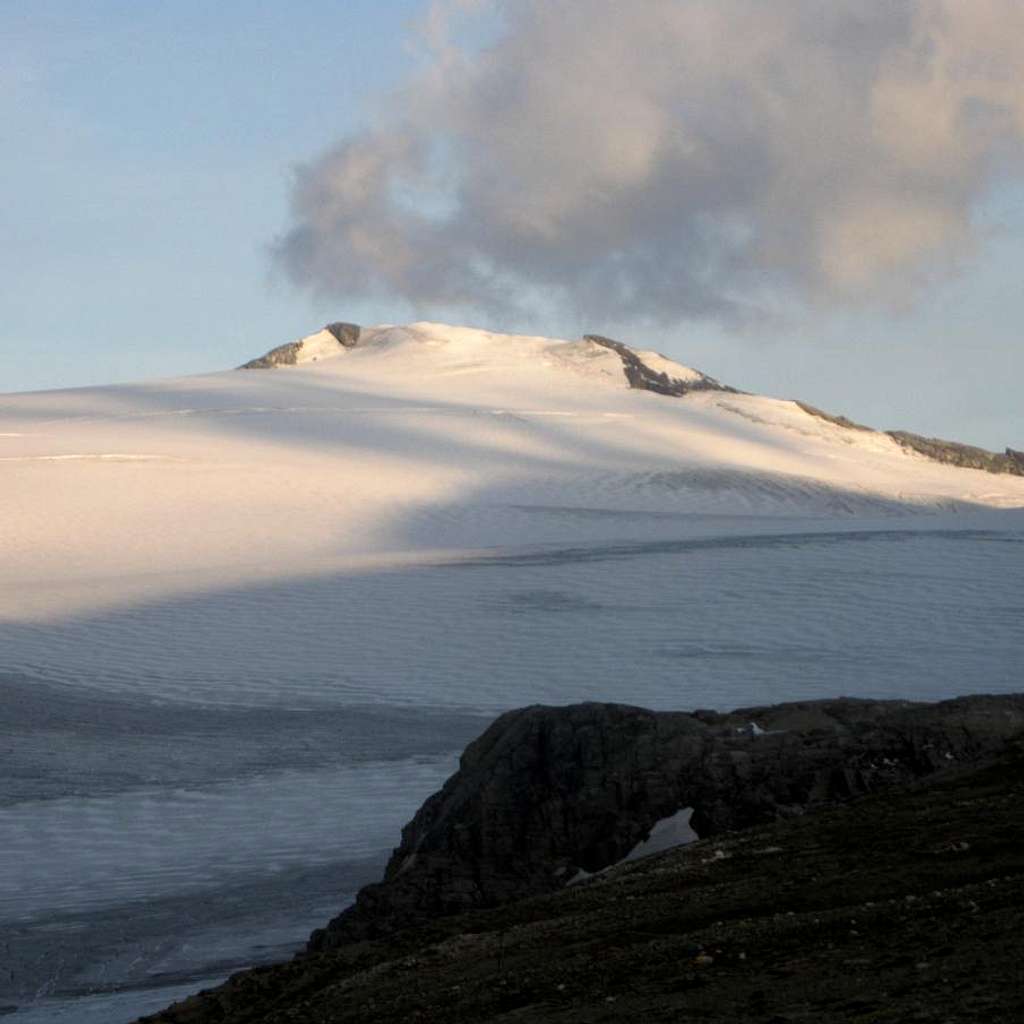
left=236, top=320, right=1022, bottom=479
left=4, top=317, right=1024, bottom=624
left=240, top=322, right=361, bottom=368
left=240, top=321, right=726, bottom=397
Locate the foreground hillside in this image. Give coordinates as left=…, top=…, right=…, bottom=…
left=143, top=733, right=1024, bottom=1023
left=311, top=696, right=1024, bottom=948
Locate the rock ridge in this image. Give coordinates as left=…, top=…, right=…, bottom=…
left=239, top=322, right=361, bottom=368
left=584, top=334, right=734, bottom=396
left=795, top=402, right=1023, bottom=477
left=886, top=430, right=1024, bottom=477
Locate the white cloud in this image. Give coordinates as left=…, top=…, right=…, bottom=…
left=275, top=0, right=1024, bottom=324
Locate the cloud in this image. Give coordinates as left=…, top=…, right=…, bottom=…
left=274, top=0, right=1024, bottom=324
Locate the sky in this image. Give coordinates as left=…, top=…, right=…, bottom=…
left=3, top=0, right=1023, bottom=450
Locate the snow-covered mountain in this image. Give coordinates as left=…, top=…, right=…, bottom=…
left=2, top=321, right=1022, bottom=624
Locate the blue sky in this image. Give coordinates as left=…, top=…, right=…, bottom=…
left=2, top=1, right=421, bottom=384
left=3, top=1, right=1023, bottom=450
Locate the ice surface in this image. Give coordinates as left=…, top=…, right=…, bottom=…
left=0, top=759, right=459, bottom=923
left=569, top=808, right=699, bottom=884
left=624, top=808, right=700, bottom=862
left=1, top=323, right=1022, bottom=1021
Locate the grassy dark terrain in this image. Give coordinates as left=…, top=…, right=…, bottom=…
left=143, top=742, right=1024, bottom=1023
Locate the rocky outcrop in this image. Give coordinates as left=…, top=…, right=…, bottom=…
left=583, top=335, right=734, bottom=396
left=581, top=342, right=1022, bottom=477
left=240, top=341, right=306, bottom=369
left=886, top=430, right=1024, bottom=477
left=324, top=322, right=361, bottom=347
left=240, top=323, right=361, bottom=369
left=311, top=695, right=1024, bottom=950
left=793, top=400, right=874, bottom=432
left=794, top=403, right=1023, bottom=477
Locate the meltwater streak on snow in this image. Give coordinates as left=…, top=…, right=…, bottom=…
left=1, top=323, right=1023, bottom=1022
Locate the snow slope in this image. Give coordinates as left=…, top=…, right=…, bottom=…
left=2, top=321, right=1022, bottom=623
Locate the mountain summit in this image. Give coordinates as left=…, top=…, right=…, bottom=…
left=240, top=320, right=1023, bottom=477
left=240, top=321, right=730, bottom=397
left=2, top=320, right=1022, bottom=622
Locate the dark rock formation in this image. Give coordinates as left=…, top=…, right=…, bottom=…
left=325, top=322, right=361, bottom=347
left=795, top=402, right=1023, bottom=478
left=583, top=334, right=735, bottom=396
left=793, top=400, right=874, bottom=432
left=142, top=715, right=1024, bottom=1024
left=311, top=695, right=1024, bottom=950
left=240, top=341, right=305, bottom=370
left=239, top=323, right=361, bottom=369
left=886, top=430, right=1024, bottom=477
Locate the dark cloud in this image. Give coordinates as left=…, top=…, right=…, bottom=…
left=274, top=0, right=1024, bottom=324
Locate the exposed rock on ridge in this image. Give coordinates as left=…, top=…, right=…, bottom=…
left=240, top=340, right=306, bottom=370
left=584, top=334, right=734, bottom=396
left=793, top=400, right=874, bottom=433
left=795, top=402, right=1023, bottom=477
left=240, top=322, right=361, bottom=368
left=887, top=430, right=1024, bottom=477
left=323, top=322, right=361, bottom=347
left=310, top=694, right=1024, bottom=950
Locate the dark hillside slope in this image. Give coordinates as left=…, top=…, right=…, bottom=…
left=142, top=704, right=1024, bottom=1024
left=315, top=696, right=1024, bottom=947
